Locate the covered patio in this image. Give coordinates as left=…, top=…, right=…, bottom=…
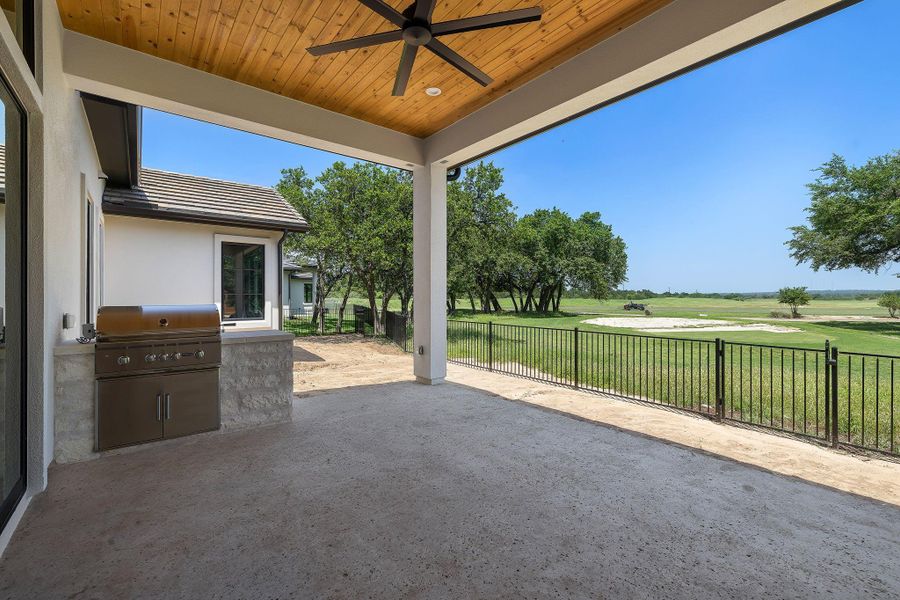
left=2, top=0, right=895, bottom=597
left=3, top=353, right=899, bottom=597
left=3, top=337, right=899, bottom=597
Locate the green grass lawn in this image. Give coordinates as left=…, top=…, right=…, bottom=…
left=444, top=297, right=898, bottom=454
left=306, top=295, right=898, bottom=453
left=449, top=297, right=899, bottom=356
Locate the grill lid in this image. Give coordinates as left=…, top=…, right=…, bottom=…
left=96, top=304, right=221, bottom=341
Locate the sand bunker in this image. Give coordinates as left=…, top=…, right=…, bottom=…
left=581, top=317, right=800, bottom=334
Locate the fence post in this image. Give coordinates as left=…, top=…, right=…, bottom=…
left=830, top=345, right=839, bottom=448
left=488, top=321, right=494, bottom=372
left=824, top=340, right=830, bottom=443
left=715, top=338, right=723, bottom=420
left=574, top=327, right=580, bottom=388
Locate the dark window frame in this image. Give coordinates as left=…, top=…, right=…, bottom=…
left=221, top=242, right=266, bottom=322
left=84, top=196, right=93, bottom=322
left=0, top=68, right=29, bottom=534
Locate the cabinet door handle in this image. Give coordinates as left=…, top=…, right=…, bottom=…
left=156, top=394, right=162, bottom=421
left=165, top=393, right=172, bottom=420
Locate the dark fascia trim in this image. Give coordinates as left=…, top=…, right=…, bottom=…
left=453, top=0, right=862, bottom=169
left=80, top=92, right=141, bottom=187
left=21, top=0, right=36, bottom=75
left=103, top=201, right=310, bottom=233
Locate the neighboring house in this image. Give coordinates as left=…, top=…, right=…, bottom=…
left=103, top=168, right=308, bottom=330
left=282, top=258, right=317, bottom=317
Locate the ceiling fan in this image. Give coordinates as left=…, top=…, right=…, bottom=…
left=307, top=0, right=543, bottom=96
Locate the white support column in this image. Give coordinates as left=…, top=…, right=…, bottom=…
left=413, top=163, right=447, bottom=385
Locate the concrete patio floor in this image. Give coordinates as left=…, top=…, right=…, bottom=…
left=2, top=360, right=899, bottom=598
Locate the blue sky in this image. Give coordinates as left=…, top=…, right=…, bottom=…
left=142, top=0, right=899, bottom=293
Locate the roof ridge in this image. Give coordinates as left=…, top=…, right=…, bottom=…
left=141, top=167, right=280, bottom=192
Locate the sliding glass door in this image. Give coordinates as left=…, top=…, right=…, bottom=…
left=0, top=71, right=27, bottom=531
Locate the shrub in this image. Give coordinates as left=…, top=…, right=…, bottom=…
left=769, top=310, right=792, bottom=319
left=878, top=292, right=900, bottom=318
left=644, top=309, right=652, bottom=316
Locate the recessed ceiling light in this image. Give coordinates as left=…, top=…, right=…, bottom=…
left=425, top=87, right=442, bottom=97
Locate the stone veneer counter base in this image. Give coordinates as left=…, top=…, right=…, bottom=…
left=53, top=330, right=294, bottom=463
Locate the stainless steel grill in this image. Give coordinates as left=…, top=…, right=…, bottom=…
left=94, top=304, right=222, bottom=450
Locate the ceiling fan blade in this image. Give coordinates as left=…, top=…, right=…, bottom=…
left=357, top=0, right=407, bottom=27
left=431, top=7, right=543, bottom=36
left=425, top=39, right=492, bottom=86
left=307, top=29, right=404, bottom=56
left=414, top=0, right=437, bottom=21
left=392, top=44, right=419, bottom=96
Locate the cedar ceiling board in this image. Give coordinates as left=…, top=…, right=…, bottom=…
left=58, top=0, right=674, bottom=137
left=413, top=0, right=673, bottom=133
left=156, top=0, right=182, bottom=60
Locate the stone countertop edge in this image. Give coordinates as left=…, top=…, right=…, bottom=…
left=54, top=329, right=294, bottom=355
left=221, top=330, right=294, bottom=344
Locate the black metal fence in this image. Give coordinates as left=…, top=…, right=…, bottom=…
left=283, top=308, right=359, bottom=336
left=285, top=303, right=412, bottom=350
left=385, top=310, right=412, bottom=352
left=447, top=319, right=899, bottom=456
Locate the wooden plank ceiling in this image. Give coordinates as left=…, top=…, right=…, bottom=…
left=58, top=0, right=672, bottom=137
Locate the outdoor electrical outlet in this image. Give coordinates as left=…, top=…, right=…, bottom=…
left=81, top=322, right=96, bottom=340
left=62, top=313, right=75, bottom=330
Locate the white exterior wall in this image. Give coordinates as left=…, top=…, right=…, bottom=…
left=103, top=215, right=282, bottom=330
left=40, top=1, right=105, bottom=495
left=282, top=271, right=315, bottom=315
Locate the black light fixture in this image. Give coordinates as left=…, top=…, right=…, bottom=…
left=307, top=0, right=543, bottom=96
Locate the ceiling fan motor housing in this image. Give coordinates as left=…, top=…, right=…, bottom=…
left=402, top=23, right=432, bottom=46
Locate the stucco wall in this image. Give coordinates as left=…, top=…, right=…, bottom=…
left=40, top=0, right=105, bottom=480
left=104, top=215, right=282, bottom=329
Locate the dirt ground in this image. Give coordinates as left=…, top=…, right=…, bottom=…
left=293, top=336, right=900, bottom=507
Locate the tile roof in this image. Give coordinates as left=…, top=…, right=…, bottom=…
left=103, top=168, right=308, bottom=232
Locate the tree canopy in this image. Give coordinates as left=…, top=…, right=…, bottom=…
left=777, top=286, right=811, bottom=318
left=279, top=160, right=629, bottom=326
left=788, top=151, right=900, bottom=276
left=278, top=162, right=412, bottom=332
left=878, top=292, right=900, bottom=318
left=447, top=163, right=627, bottom=314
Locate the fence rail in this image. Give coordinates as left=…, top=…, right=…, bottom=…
left=448, top=319, right=899, bottom=456
left=283, top=307, right=359, bottom=336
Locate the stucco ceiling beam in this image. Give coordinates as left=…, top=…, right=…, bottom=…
left=62, top=31, right=425, bottom=170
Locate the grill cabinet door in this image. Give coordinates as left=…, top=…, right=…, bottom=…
left=163, top=369, right=220, bottom=439
left=97, top=375, right=164, bottom=450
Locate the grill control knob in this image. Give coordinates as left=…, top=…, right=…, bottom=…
left=173, top=352, right=183, bottom=360
left=145, top=354, right=158, bottom=363
left=117, top=356, right=131, bottom=366
left=159, top=353, right=171, bottom=362
left=196, top=350, right=205, bottom=359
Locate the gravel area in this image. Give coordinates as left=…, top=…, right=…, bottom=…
left=581, top=316, right=800, bottom=333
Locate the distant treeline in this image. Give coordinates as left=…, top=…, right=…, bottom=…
left=563, top=289, right=893, bottom=301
